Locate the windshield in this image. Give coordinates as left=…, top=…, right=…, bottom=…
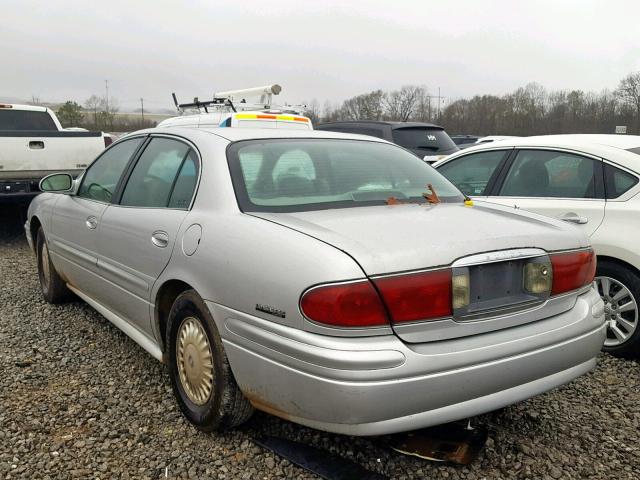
left=227, top=139, right=464, bottom=212
left=0, top=110, right=57, bottom=131
left=392, top=127, right=457, bottom=152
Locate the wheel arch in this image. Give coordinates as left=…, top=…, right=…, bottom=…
left=29, top=215, right=42, bottom=253
left=154, top=279, right=195, bottom=354
left=596, top=255, right=640, bottom=277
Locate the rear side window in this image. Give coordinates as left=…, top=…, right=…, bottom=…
left=604, top=163, right=638, bottom=198
left=437, top=151, right=507, bottom=196
left=500, top=150, right=601, bottom=199
left=168, top=150, right=199, bottom=209
left=78, top=138, right=144, bottom=202
left=0, top=110, right=57, bottom=130
left=120, top=138, right=190, bottom=208
left=392, top=127, right=456, bottom=152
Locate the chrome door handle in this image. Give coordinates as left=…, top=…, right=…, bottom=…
left=561, top=215, right=588, bottom=225
left=151, top=231, right=169, bottom=248
left=85, top=216, right=98, bottom=229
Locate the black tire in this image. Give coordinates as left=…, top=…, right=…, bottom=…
left=36, top=227, right=72, bottom=304
left=596, top=260, right=640, bottom=359
left=167, top=290, right=253, bottom=431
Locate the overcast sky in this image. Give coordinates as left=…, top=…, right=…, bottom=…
left=2, top=0, right=640, bottom=112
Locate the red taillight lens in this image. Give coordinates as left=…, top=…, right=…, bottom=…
left=550, top=249, right=596, bottom=295
left=300, top=280, right=389, bottom=327
left=104, top=135, right=113, bottom=148
left=374, top=269, right=452, bottom=323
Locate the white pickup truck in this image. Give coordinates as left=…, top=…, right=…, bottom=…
left=0, top=103, right=110, bottom=203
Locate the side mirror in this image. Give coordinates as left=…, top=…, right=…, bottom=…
left=39, top=173, right=73, bottom=192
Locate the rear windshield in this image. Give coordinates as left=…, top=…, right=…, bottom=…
left=0, top=110, right=57, bottom=131
left=227, top=139, right=464, bottom=212
left=392, top=127, right=457, bottom=152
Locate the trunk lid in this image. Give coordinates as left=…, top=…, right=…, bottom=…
left=253, top=202, right=589, bottom=342
left=252, top=202, right=587, bottom=276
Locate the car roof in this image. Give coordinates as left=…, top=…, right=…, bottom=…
left=438, top=134, right=640, bottom=171
left=126, top=126, right=393, bottom=144
left=474, top=133, right=640, bottom=150
left=317, top=120, right=444, bottom=130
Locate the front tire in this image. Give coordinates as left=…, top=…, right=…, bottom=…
left=595, top=260, right=640, bottom=359
left=37, top=227, right=72, bottom=304
left=167, top=290, right=253, bottom=431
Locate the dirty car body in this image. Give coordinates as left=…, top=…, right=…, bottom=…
left=26, top=127, right=605, bottom=436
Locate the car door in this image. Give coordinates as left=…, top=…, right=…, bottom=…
left=486, top=148, right=605, bottom=236
left=49, top=137, right=145, bottom=299
left=95, top=136, right=199, bottom=333
left=436, top=149, right=512, bottom=198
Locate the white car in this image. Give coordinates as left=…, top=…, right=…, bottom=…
left=435, top=134, right=640, bottom=357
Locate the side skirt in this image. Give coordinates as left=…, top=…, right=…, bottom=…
left=67, top=283, right=164, bottom=363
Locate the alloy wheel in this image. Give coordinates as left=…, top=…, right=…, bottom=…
left=595, top=276, right=639, bottom=347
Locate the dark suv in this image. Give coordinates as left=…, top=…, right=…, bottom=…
left=315, top=121, right=459, bottom=162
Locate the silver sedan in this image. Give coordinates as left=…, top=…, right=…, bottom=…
left=26, top=127, right=605, bottom=435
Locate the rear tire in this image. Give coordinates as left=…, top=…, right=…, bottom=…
left=596, top=260, right=640, bottom=359
left=37, top=227, right=72, bottom=304
left=167, top=290, right=253, bottom=431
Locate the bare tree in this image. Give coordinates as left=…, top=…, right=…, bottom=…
left=412, top=87, right=432, bottom=122
left=616, top=72, right=640, bottom=133
left=99, top=96, right=119, bottom=131
left=303, top=98, right=321, bottom=124
left=340, top=90, right=385, bottom=120
left=84, top=95, right=102, bottom=127
left=385, top=85, right=424, bottom=121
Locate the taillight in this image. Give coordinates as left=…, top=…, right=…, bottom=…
left=550, top=249, right=596, bottom=295
left=300, top=280, right=389, bottom=327
left=104, top=135, right=113, bottom=148
left=374, top=269, right=452, bottom=323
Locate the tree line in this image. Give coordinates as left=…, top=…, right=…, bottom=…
left=55, top=95, right=156, bottom=132
left=305, top=72, right=640, bottom=136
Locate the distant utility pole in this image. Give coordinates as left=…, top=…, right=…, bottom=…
left=437, top=87, right=441, bottom=120
left=140, top=98, right=144, bottom=123
left=105, top=80, right=109, bottom=112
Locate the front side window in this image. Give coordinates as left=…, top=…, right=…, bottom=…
left=120, top=138, right=190, bottom=208
left=604, top=163, right=638, bottom=198
left=229, top=139, right=463, bottom=212
left=437, top=150, right=507, bottom=196
left=78, top=137, right=144, bottom=202
left=500, top=150, right=601, bottom=199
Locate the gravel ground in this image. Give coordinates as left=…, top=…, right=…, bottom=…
left=1, top=205, right=639, bottom=480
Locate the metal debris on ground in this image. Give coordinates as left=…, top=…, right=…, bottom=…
left=387, top=421, right=488, bottom=465
left=253, top=436, right=388, bottom=480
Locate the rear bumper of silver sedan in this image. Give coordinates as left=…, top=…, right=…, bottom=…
left=212, top=287, right=605, bottom=436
